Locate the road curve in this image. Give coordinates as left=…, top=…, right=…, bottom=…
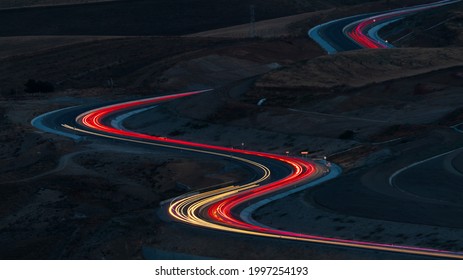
left=33, top=90, right=463, bottom=258
left=309, top=0, right=460, bottom=53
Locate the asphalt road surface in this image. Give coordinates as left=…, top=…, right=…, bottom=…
left=309, top=0, right=460, bottom=53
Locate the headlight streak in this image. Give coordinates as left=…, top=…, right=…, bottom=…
left=59, top=90, right=463, bottom=259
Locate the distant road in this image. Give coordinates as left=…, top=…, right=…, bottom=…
left=309, top=0, right=461, bottom=53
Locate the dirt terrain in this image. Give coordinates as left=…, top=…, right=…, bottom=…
left=0, top=36, right=122, bottom=59
left=0, top=36, right=326, bottom=95
left=1, top=0, right=463, bottom=259
left=255, top=48, right=463, bottom=90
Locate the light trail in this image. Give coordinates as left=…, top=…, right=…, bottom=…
left=50, top=89, right=463, bottom=259
left=309, top=0, right=460, bottom=53
left=344, top=0, right=460, bottom=49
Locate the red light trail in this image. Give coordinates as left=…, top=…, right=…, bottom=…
left=345, top=0, right=460, bottom=49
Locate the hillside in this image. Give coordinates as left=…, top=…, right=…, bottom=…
left=256, top=48, right=463, bottom=90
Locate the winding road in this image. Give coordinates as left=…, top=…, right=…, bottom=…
left=32, top=0, right=463, bottom=259
left=309, top=0, right=460, bottom=53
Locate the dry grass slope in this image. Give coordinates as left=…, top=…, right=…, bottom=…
left=256, top=48, right=463, bottom=89
left=0, top=0, right=116, bottom=9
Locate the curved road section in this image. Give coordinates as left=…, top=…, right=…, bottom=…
left=33, top=90, right=463, bottom=258
left=309, top=0, right=460, bottom=53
